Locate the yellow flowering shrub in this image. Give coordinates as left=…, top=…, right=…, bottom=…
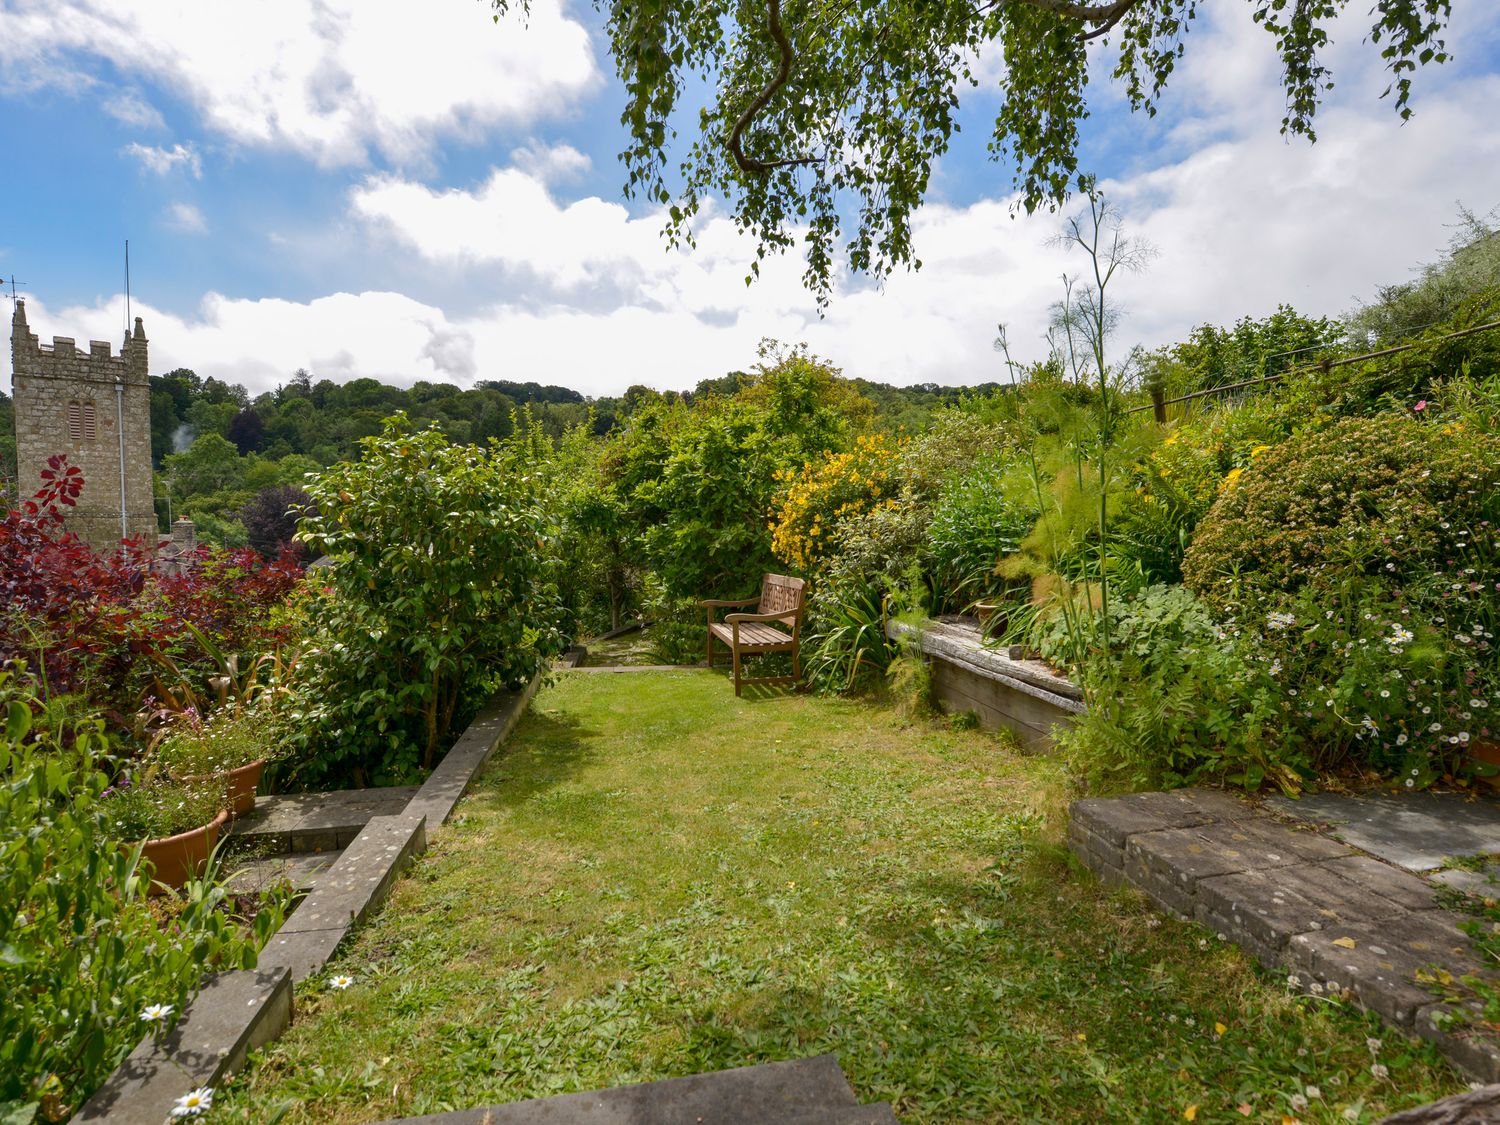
left=770, top=433, right=903, bottom=573
left=1137, top=400, right=1289, bottom=513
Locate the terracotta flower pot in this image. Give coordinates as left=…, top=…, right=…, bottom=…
left=178, top=758, right=266, bottom=816
left=136, top=809, right=230, bottom=895
left=1469, top=739, right=1500, bottom=789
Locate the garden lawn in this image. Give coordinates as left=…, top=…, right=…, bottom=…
left=220, top=671, right=1464, bottom=1123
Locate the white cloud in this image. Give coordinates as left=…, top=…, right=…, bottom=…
left=7, top=291, right=483, bottom=394
left=163, top=203, right=208, bottom=234
left=124, top=142, right=202, bottom=178
left=338, top=55, right=1500, bottom=392
left=0, top=0, right=599, bottom=166
left=510, top=141, right=591, bottom=184
left=101, top=88, right=165, bottom=129
left=350, top=168, right=678, bottom=290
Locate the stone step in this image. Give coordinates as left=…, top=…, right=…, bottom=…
left=228, top=786, right=419, bottom=854
left=376, top=1054, right=865, bottom=1124
left=778, top=1103, right=900, bottom=1124
left=1070, top=787, right=1500, bottom=1084
left=224, top=849, right=342, bottom=895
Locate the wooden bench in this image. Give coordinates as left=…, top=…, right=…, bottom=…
left=700, top=573, right=806, bottom=697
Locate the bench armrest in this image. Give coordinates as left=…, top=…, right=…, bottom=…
left=724, top=612, right=795, bottom=625
left=698, top=597, right=760, bottom=608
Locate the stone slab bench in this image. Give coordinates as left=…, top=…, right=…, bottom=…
left=372, top=1054, right=898, bottom=1124
left=888, top=618, right=1082, bottom=750
left=1070, top=788, right=1500, bottom=1083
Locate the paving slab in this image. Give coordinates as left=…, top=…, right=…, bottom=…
left=1127, top=816, right=1352, bottom=891
left=1266, top=791, right=1500, bottom=872
left=230, top=786, right=419, bottom=854
left=1071, top=788, right=1252, bottom=849
left=1321, top=854, right=1441, bottom=912
left=1286, top=910, right=1484, bottom=1026
left=226, top=849, right=341, bottom=895
left=1197, top=860, right=1419, bottom=958
left=1072, top=786, right=1500, bottom=1083
left=375, top=1054, right=861, bottom=1124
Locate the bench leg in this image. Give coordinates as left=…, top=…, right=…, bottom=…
left=732, top=645, right=742, bottom=697
left=792, top=642, right=801, bottom=683
left=706, top=631, right=714, bottom=668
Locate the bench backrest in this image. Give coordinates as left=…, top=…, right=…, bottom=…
left=759, top=573, right=806, bottom=638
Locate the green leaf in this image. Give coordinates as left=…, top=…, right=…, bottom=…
left=5, top=702, right=30, bottom=744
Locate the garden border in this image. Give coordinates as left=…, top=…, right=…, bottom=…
left=76, top=673, right=542, bottom=1124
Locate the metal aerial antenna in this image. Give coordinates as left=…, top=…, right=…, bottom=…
left=3, top=275, right=25, bottom=304
left=119, top=240, right=132, bottom=545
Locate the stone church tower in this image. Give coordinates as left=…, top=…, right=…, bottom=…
left=10, top=299, right=157, bottom=549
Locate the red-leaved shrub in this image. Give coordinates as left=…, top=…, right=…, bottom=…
left=0, top=456, right=302, bottom=720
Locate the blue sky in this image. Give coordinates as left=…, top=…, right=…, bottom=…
left=2, top=1, right=1498, bottom=398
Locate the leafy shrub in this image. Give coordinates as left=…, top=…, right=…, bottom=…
left=550, top=423, right=642, bottom=636
left=770, top=433, right=901, bottom=573
left=1112, top=398, right=1290, bottom=589
left=0, top=457, right=148, bottom=704
left=800, top=497, right=930, bottom=692
left=802, top=582, right=892, bottom=693
left=240, top=484, right=313, bottom=559
left=291, top=416, right=565, bottom=786
left=926, top=453, right=1036, bottom=611
left=894, top=408, right=1015, bottom=502
left=614, top=396, right=784, bottom=601
left=1235, top=583, right=1498, bottom=783
left=602, top=348, right=868, bottom=605
left=1048, top=586, right=1291, bottom=792
left=1076, top=411, right=1500, bottom=789
left=1183, top=413, right=1500, bottom=609
left=0, top=667, right=282, bottom=1121
left=1139, top=304, right=1344, bottom=398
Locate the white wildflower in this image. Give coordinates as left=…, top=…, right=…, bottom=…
left=171, top=1088, right=214, bottom=1118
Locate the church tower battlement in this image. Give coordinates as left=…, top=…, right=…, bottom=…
left=10, top=299, right=157, bottom=549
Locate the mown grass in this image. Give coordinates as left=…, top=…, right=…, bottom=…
left=218, top=671, right=1464, bottom=1123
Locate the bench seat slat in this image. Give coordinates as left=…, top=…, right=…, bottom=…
left=709, top=622, right=792, bottom=648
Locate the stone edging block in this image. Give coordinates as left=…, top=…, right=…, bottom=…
left=75, top=968, right=291, bottom=1122
left=86, top=675, right=539, bottom=1120
left=260, top=812, right=428, bottom=981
